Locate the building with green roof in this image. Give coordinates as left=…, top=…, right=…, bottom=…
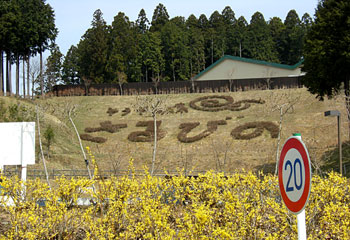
left=194, top=55, right=304, bottom=81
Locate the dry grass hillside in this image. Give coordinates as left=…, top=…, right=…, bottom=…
left=1, top=87, right=348, bottom=175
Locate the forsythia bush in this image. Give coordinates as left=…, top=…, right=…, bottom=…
left=0, top=164, right=349, bottom=239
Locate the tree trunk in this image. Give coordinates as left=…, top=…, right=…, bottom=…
left=172, top=58, right=175, bottom=82
left=23, top=58, right=26, bottom=98
left=68, top=107, right=94, bottom=181
left=6, top=52, right=12, bottom=96
left=0, top=50, right=3, bottom=96
left=151, top=114, right=157, bottom=176
left=40, top=51, right=44, bottom=98
left=145, top=66, right=148, bottom=82
left=344, top=77, right=350, bottom=140
left=239, top=42, right=242, bottom=58
left=275, top=107, right=284, bottom=175
left=36, top=105, right=51, bottom=188
left=16, top=55, right=19, bottom=97
left=211, top=36, right=214, bottom=64
left=119, top=83, right=123, bottom=96
left=27, top=56, right=30, bottom=98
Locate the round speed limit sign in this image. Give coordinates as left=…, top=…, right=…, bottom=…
left=278, top=136, right=311, bottom=214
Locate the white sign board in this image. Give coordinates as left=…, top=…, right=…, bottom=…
left=0, top=122, right=36, bottom=167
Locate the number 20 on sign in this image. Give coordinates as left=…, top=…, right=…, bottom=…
left=278, top=135, right=312, bottom=214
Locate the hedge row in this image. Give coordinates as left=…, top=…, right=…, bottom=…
left=231, top=121, right=279, bottom=140
left=190, top=95, right=234, bottom=112
left=107, top=107, right=118, bottom=116
left=80, top=134, right=107, bottom=143
left=189, top=95, right=265, bottom=112
left=85, top=121, right=127, bottom=134
left=128, top=121, right=166, bottom=142
left=177, top=120, right=227, bottom=143
left=121, top=108, right=131, bottom=116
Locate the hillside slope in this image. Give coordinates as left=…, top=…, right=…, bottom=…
left=27, top=88, right=348, bottom=174
left=1, top=88, right=348, bottom=175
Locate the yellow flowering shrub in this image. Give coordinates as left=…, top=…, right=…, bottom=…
left=0, top=169, right=349, bottom=239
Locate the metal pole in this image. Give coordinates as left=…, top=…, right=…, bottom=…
left=20, top=124, right=27, bottom=181
left=338, top=115, right=342, bottom=175
left=293, top=133, right=307, bottom=240
left=297, top=210, right=307, bottom=240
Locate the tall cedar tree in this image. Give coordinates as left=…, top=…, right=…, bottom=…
left=186, top=15, right=205, bottom=75
left=77, top=9, right=109, bottom=84
left=136, top=9, right=149, bottom=34
left=245, top=12, right=278, bottom=62
left=234, top=16, right=248, bottom=58
left=44, top=45, right=63, bottom=92
left=150, top=3, right=169, bottom=32
left=0, top=0, right=56, bottom=96
left=161, top=17, right=189, bottom=81
left=302, top=0, right=350, bottom=99
left=269, top=17, right=285, bottom=63
left=222, top=6, right=237, bottom=56
left=280, top=10, right=304, bottom=65
left=62, top=45, right=80, bottom=84
left=208, top=11, right=226, bottom=64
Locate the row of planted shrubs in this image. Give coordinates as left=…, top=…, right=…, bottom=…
left=0, top=169, right=349, bottom=239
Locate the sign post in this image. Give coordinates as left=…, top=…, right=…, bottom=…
left=278, top=133, right=311, bottom=240
left=0, top=122, right=35, bottom=180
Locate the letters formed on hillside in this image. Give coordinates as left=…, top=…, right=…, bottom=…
left=81, top=95, right=278, bottom=144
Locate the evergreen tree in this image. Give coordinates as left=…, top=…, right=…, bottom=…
left=0, top=0, right=20, bottom=95
left=222, top=6, right=236, bottom=56
left=140, top=32, right=164, bottom=81
left=302, top=0, right=350, bottom=100
left=109, top=12, right=141, bottom=82
left=136, top=9, right=149, bottom=34
left=208, top=11, right=226, bottom=63
left=34, top=0, right=57, bottom=96
left=150, top=3, right=169, bottom=32
left=77, top=9, right=109, bottom=83
left=198, top=14, right=209, bottom=30
left=186, top=15, right=205, bottom=75
left=233, top=16, right=248, bottom=57
left=280, top=10, right=304, bottom=64
left=245, top=12, right=278, bottom=62
left=62, top=45, right=80, bottom=84
left=269, top=17, right=285, bottom=63
left=161, top=18, right=189, bottom=81
left=43, top=45, right=63, bottom=92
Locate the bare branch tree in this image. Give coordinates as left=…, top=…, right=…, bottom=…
left=65, top=104, right=94, bottom=180
left=35, top=104, right=50, bottom=188
left=210, top=139, right=234, bottom=173
left=133, top=95, right=168, bottom=175
left=82, top=76, right=92, bottom=96
left=151, top=75, right=161, bottom=95
left=268, top=91, right=301, bottom=175
left=117, top=71, right=127, bottom=96
left=228, top=67, right=235, bottom=92
left=29, top=59, right=40, bottom=99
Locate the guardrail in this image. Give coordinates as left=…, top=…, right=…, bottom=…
left=1, top=169, right=208, bottom=179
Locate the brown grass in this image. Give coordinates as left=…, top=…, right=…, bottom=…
left=24, top=88, right=349, bottom=173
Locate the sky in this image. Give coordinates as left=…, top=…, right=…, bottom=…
left=47, top=0, right=319, bottom=55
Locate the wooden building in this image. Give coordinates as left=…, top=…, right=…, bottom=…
left=194, top=55, right=303, bottom=81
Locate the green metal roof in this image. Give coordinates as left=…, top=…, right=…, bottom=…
left=194, top=55, right=304, bottom=80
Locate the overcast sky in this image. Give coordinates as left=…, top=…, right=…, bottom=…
left=47, top=0, right=319, bottom=55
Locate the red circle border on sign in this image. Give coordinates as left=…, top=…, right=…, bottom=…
left=278, top=137, right=311, bottom=214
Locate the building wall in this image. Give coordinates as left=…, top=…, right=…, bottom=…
left=196, top=59, right=302, bottom=81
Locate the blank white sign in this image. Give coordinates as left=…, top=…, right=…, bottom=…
left=0, top=122, right=35, bottom=166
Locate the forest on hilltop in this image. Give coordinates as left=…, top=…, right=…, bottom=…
left=1, top=2, right=313, bottom=95
left=55, top=4, right=313, bottom=88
